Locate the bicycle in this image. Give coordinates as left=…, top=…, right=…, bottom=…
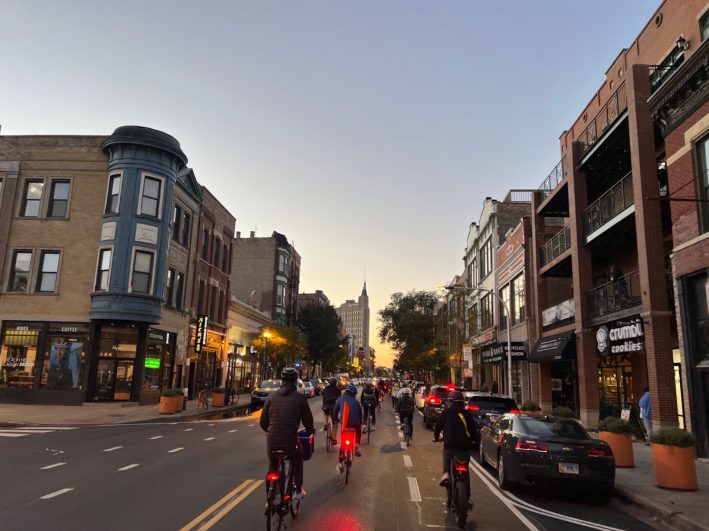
left=341, top=427, right=356, bottom=485
left=402, top=416, right=411, bottom=447
left=433, top=440, right=471, bottom=529
left=323, top=408, right=335, bottom=453
left=392, top=394, right=398, bottom=409
left=265, top=449, right=300, bottom=531
left=363, top=410, right=373, bottom=444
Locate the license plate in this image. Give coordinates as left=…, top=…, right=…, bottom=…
left=559, top=463, right=579, bottom=475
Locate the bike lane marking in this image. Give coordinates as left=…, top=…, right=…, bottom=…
left=40, top=488, right=74, bottom=500
left=102, top=446, right=122, bottom=452
left=178, top=480, right=252, bottom=531
left=404, top=455, right=413, bottom=467
left=117, top=464, right=140, bottom=472
left=408, top=477, right=422, bottom=502
left=41, top=463, right=66, bottom=470
left=194, top=480, right=263, bottom=531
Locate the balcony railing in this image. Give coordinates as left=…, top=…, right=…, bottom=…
left=538, top=159, right=565, bottom=200
left=541, top=225, right=572, bottom=267
left=586, top=270, right=642, bottom=319
left=578, top=82, right=627, bottom=158
left=582, top=173, right=634, bottom=237
left=503, top=189, right=534, bottom=203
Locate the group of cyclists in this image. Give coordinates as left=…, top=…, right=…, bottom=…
left=259, top=369, right=477, bottom=511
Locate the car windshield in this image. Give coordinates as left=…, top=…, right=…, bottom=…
left=310, top=379, right=319, bottom=384
left=259, top=381, right=280, bottom=389
left=304, top=382, right=312, bottom=387
left=468, top=397, right=518, bottom=413
left=520, top=418, right=589, bottom=439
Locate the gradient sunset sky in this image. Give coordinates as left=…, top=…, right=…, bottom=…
left=1, top=0, right=657, bottom=367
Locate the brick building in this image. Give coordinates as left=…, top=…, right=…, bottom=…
left=297, top=290, right=330, bottom=315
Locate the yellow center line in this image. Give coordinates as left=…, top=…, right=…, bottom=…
left=179, top=480, right=252, bottom=531
left=197, top=480, right=264, bottom=531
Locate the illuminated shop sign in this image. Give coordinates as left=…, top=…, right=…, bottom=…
left=195, top=316, right=209, bottom=353
left=596, top=318, right=644, bottom=355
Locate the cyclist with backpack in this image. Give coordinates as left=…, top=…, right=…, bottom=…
left=396, top=385, right=416, bottom=441
left=333, top=384, right=363, bottom=473
left=361, top=380, right=380, bottom=432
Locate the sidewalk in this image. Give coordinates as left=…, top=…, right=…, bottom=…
left=613, top=441, right=709, bottom=531
left=0, top=398, right=252, bottom=427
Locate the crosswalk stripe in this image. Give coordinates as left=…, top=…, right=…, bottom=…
left=0, top=429, right=54, bottom=434
left=0, top=433, right=28, bottom=437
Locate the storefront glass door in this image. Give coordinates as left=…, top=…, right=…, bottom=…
left=95, top=359, right=116, bottom=401
left=114, top=360, right=134, bottom=401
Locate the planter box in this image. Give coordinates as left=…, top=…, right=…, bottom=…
left=652, top=444, right=698, bottom=491
left=212, top=393, right=225, bottom=407
left=159, top=396, right=176, bottom=414
left=174, top=394, right=184, bottom=413
left=599, top=431, right=634, bottom=467
left=522, top=410, right=542, bottom=415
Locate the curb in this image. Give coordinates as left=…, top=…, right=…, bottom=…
left=126, top=402, right=253, bottom=424
left=614, top=485, right=709, bottom=531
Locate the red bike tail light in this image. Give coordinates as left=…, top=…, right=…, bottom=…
left=342, top=431, right=354, bottom=447
left=588, top=447, right=614, bottom=458
left=447, top=384, right=455, bottom=391
left=516, top=442, right=548, bottom=452
left=466, top=405, right=480, bottom=412
left=509, top=409, right=521, bottom=414
left=267, top=473, right=280, bottom=481
left=456, top=464, right=469, bottom=472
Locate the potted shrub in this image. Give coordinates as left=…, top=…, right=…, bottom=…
left=212, top=387, right=226, bottom=407
left=650, top=429, right=698, bottom=490
left=159, top=388, right=177, bottom=414
left=521, top=401, right=542, bottom=415
left=599, top=417, right=635, bottom=467
left=552, top=407, right=578, bottom=419
left=173, top=389, right=185, bottom=413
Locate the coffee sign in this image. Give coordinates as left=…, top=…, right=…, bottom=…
left=596, top=318, right=644, bottom=355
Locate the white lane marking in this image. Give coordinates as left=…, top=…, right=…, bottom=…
left=228, top=430, right=237, bottom=433
left=168, top=447, right=184, bottom=453
left=118, top=464, right=140, bottom=471
left=0, top=429, right=54, bottom=433
left=0, top=433, right=28, bottom=437
left=204, top=437, right=215, bottom=441
left=208, top=423, right=216, bottom=426
left=184, top=429, right=193, bottom=432
left=247, top=424, right=255, bottom=427
left=403, top=455, right=413, bottom=467
left=150, top=436, right=163, bottom=440
left=407, top=477, right=422, bottom=502
left=16, top=427, right=78, bottom=430
left=102, top=446, right=122, bottom=452
left=41, top=463, right=66, bottom=470
left=400, top=442, right=407, bottom=450
left=40, top=488, right=73, bottom=500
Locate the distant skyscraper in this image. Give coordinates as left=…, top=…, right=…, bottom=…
left=335, top=283, right=370, bottom=369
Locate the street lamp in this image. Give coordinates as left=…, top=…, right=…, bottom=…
left=263, top=332, right=272, bottom=380
left=440, top=285, right=513, bottom=398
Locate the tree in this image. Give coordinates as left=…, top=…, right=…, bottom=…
left=251, top=323, right=308, bottom=376
left=297, top=304, right=349, bottom=377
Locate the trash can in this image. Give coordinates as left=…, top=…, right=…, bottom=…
left=298, top=429, right=315, bottom=461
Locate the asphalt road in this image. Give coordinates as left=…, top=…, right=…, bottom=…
left=0, top=390, right=668, bottom=531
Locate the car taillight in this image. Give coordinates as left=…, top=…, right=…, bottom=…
left=509, top=409, right=521, bottom=414
left=267, top=472, right=279, bottom=481
left=429, top=397, right=441, bottom=405
left=588, top=448, right=614, bottom=458
left=466, top=405, right=480, bottom=412
left=516, top=442, right=548, bottom=452
left=447, top=384, right=455, bottom=391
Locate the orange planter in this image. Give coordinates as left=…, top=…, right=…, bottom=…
left=211, top=392, right=225, bottom=407
left=652, top=444, right=698, bottom=491
left=173, top=394, right=184, bottom=413
left=599, top=431, right=634, bottom=467
left=523, top=410, right=542, bottom=416
left=159, top=396, right=176, bottom=414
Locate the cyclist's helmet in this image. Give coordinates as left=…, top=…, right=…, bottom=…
left=345, top=384, right=357, bottom=395
left=400, top=387, right=411, bottom=395
left=281, top=367, right=299, bottom=383
left=449, top=390, right=465, bottom=402
left=328, top=378, right=337, bottom=385
left=402, top=382, right=409, bottom=388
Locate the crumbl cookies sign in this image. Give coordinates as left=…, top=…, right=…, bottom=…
left=596, top=318, right=644, bottom=355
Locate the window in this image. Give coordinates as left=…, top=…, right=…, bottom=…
left=198, top=281, right=205, bottom=314
left=470, top=258, right=478, bottom=287
left=182, top=212, right=191, bottom=247
left=277, top=284, right=286, bottom=306
left=702, top=11, right=709, bottom=42
left=165, top=268, right=175, bottom=306
left=480, top=294, right=493, bottom=330
left=37, top=251, right=60, bottom=292
left=21, top=180, right=44, bottom=217
left=210, top=286, right=217, bottom=320
left=140, top=177, right=161, bottom=217
left=499, top=285, right=510, bottom=330
left=214, top=238, right=221, bottom=267
left=479, top=239, right=492, bottom=279
left=105, top=174, right=121, bottom=214
left=222, top=244, right=228, bottom=272
left=512, top=274, right=525, bottom=325
left=9, top=251, right=32, bottom=292
left=48, top=180, right=70, bottom=218
left=175, top=272, right=184, bottom=310
left=278, top=254, right=285, bottom=273
left=218, top=290, right=224, bottom=322
left=202, top=229, right=209, bottom=260
left=96, top=249, right=111, bottom=291
left=172, top=205, right=182, bottom=242
left=696, top=134, right=709, bottom=233
left=131, top=251, right=153, bottom=294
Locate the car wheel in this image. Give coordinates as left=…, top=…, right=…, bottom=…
left=590, top=483, right=614, bottom=505
left=497, top=452, right=513, bottom=490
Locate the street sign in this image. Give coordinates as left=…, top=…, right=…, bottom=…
left=463, top=344, right=472, bottom=361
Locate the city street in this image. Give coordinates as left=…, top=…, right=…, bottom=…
left=0, top=391, right=666, bottom=531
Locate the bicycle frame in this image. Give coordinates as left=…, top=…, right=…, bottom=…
left=341, top=428, right=356, bottom=484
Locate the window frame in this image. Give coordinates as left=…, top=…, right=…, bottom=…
left=36, top=250, right=61, bottom=293
left=480, top=294, right=493, bottom=330
left=218, top=290, right=224, bottom=323
left=214, top=237, right=221, bottom=267
left=172, top=204, right=182, bottom=242
left=222, top=243, right=228, bottom=272
left=95, top=247, right=113, bottom=292
left=198, top=280, right=206, bottom=315
left=202, top=229, right=210, bottom=260
left=104, top=173, right=123, bottom=215
left=701, top=11, right=709, bottom=42
left=511, top=273, right=525, bottom=325
left=7, top=249, right=33, bottom=293
left=19, top=178, right=45, bottom=218
left=129, top=248, right=156, bottom=295
left=175, top=271, right=185, bottom=310
left=165, top=267, right=175, bottom=307
left=479, top=238, right=492, bottom=280
left=182, top=211, right=191, bottom=247
left=499, top=284, right=510, bottom=330
left=46, top=179, right=71, bottom=219
left=137, top=173, right=164, bottom=219
left=695, top=132, right=709, bottom=234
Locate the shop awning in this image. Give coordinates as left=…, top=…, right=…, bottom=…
left=529, top=331, right=576, bottom=363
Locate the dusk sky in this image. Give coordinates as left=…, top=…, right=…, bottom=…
left=1, top=1, right=656, bottom=367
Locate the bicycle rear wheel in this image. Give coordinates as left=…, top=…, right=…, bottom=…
left=289, top=473, right=300, bottom=517
left=345, top=456, right=351, bottom=485
left=455, top=479, right=468, bottom=529
left=325, top=423, right=331, bottom=453
left=266, top=480, right=283, bottom=531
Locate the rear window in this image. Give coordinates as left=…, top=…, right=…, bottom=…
left=304, top=382, right=312, bottom=387
left=433, top=389, right=450, bottom=400
left=310, top=379, right=320, bottom=384
left=468, top=397, right=518, bottom=414
left=260, top=381, right=280, bottom=389
left=520, top=418, right=589, bottom=440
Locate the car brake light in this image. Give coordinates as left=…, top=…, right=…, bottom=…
left=267, top=473, right=279, bottom=481
left=429, top=397, right=441, bottom=405
left=466, top=405, right=480, bottom=412
left=509, top=409, right=521, bottom=414
left=516, top=442, right=548, bottom=452
left=588, top=448, right=614, bottom=458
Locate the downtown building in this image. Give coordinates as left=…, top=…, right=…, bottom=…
left=335, top=283, right=370, bottom=374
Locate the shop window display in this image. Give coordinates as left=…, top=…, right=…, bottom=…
left=40, top=324, right=89, bottom=389
left=0, top=323, right=41, bottom=387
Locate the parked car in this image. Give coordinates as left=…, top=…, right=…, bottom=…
left=309, top=378, right=323, bottom=396
left=466, top=393, right=521, bottom=447
left=302, top=381, right=315, bottom=398
left=422, top=385, right=467, bottom=429
left=479, top=414, right=615, bottom=501
left=251, top=380, right=281, bottom=406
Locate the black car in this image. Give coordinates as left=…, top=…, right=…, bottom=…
left=466, top=393, right=520, bottom=446
left=422, top=385, right=467, bottom=429
left=309, top=378, right=323, bottom=396
left=479, top=414, right=615, bottom=501
left=251, top=380, right=281, bottom=406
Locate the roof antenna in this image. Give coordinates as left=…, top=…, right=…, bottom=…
left=254, top=225, right=257, bottom=236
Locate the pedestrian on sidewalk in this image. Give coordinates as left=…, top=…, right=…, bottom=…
left=639, top=387, right=652, bottom=438
left=491, top=381, right=498, bottom=394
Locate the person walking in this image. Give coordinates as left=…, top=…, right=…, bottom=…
left=639, top=387, right=652, bottom=438
left=491, top=381, right=498, bottom=394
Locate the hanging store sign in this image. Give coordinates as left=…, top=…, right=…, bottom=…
left=144, top=358, right=161, bottom=369
left=481, top=342, right=527, bottom=364
left=596, top=318, right=644, bottom=355
left=472, top=330, right=496, bottom=347
left=195, top=316, right=209, bottom=353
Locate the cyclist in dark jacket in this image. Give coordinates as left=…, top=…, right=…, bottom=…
left=260, top=368, right=315, bottom=500
left=433, top=390, right=476, bottom=507
left=321, top=378, right=341, bottom=444
left=361, top=381, right=380, bottom=431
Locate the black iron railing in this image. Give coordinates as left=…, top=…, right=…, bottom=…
left=578, top=82, right=627, bottom=158
left=586, top=270, right=642, bottom=319
left=503, top=190, right=534, bottom=203
left=582, top=173, right=634, bottom=237
left=541, top=225, right=572, bottom=266
left=538, top=159, right=565, bottom=200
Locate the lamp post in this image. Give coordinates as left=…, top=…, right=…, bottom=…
left=442, top=285, right=513, bottom=398
left=263, top=331, right=272, bottom=380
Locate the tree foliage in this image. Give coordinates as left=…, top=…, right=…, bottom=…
left=251, top=323, right=308, bottom=372
left=297, top=304, right=349, bottom=375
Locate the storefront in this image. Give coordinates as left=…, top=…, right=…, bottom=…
left=481, top=342, right=528, bottom=403
left=226, top=344, right=260, bottom=393
left=0, top=321, right=92, bottom=405
left=529, top=330, right=577, bottom=412
left=188, top=325, right=225, bottom=399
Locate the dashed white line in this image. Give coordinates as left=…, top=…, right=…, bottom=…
left=407, top=477, right=422, bottom=502
left=228, top=430, right=237, bottom=433
left=247, top=424, right=255, bottom=427
left=400, top=442, right=407, bottom=450
left=40, top=488, right=73, bottom=500
left=403, top=455, right=413, bottom=467
left=184, top=429, right=193, bottom=432
left=204, top=437, right=215, bottom=441
left=0, top=433, right=28, bottom=437
left=149, top=436, right=163, bottom=440
left=22, top=427, right=78, bottom=430
left=208, top=423, right=216, bottom=426
left=117, top=464, right=140, bottom=471
left=41, top=463, right=66, bottom=470
left=168, top=447, right=184, bottom=453
left=0, top=429, right=54, bottom=433
left=103, top=446, right=122, bottom=452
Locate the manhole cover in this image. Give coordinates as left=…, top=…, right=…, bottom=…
left=107, top=414, right=127, bottom=417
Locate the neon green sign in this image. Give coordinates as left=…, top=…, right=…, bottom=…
left=145, top=358, right=160, bottom=369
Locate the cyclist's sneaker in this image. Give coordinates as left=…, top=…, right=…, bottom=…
left=293, top=488, right=306, bottom=501
left=337, top=463, right=345, bottom=474
left=362, top=424, right=367, bottom=433
left=372, top=425, right=376, bottom=431
left=355, top=446, right=362, bottom=457
left=439, top=472, right=451, bottom=487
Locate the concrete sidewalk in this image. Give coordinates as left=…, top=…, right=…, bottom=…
left=613, top=441, right=709, bottom=531
left=0, top=398, right=252, bottom=426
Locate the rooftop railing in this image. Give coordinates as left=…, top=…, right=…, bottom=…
left=577, top=82, right=627, bottom=158
left=582, top=173, right=634, bottom=238
left=538, top=159, right=565, bottom=200
left=503, top=190, right=534, bottom=203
